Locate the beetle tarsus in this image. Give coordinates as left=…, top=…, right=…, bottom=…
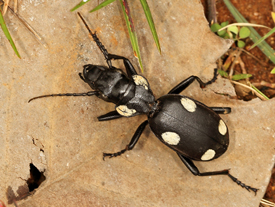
left=77, top=12, right=112, bottom=68
left=103, top=147, right=128, bottom=160
left=167, top=68, right=219, bottom=94
left=203, top=68, right=218, bottom=87
left=228, top=173, right=259, bottom=195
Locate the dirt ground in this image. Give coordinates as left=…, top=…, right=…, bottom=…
left=201, top=0, right=275, bottom=204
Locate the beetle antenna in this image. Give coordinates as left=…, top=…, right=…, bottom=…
left=28, top=91, right=98, bottom=103
left=77, top=12, right=112, bottom=68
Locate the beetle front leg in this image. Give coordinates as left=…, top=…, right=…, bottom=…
left=103, top=120, right=148, bottom=160
left=168, top=69, right=218, bottom=94
left=97, top=111, right=123, bottom=121
left=177, top=153, right=258, bottom=194
left=107, top=54, right=138, bottom=77
left=78, top=13, right=113, bottom=68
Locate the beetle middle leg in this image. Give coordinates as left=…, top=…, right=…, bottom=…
left=209, top=107, right=231, bottom=114
left=168, top=69, right=218, bottom=94
left=177, top=152, right=258, bottom=194
left=97, top=111, right=122, bottom=121
left=103, top=120, right=148, bottom=160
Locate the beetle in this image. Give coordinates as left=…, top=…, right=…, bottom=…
left=29, top=13, right=258, bottom=194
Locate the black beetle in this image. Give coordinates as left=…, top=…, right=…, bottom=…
left=29, top=13, right=258, bottom=194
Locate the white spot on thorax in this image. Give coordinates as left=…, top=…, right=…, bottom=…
left=161, top=132, right=180, bottom=145
left=201, top=149, right=216, bottom=160
left=218, top=119, right=227, bottom=135
left=180, top=97, right=196, bottom=112
left=132, top=75, right=149, bottom=90
left=116, top=105, right=136, bottom=117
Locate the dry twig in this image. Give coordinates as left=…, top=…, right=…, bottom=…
left=14, top=0, right=17, bottom=13
left=230, top=80, right=268, bottom=100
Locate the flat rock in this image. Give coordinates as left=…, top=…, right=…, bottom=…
left=0, top=1, right=274, bottom=207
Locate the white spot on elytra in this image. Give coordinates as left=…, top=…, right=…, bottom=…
left=116, top=105, right=136, bottom=117
left=161, top=132, right=180, bottom=145
left=201, top=149, right=216, bottom=161
left=132, top=75, right=149, bottom=90
left=180, top=98, right=196, bottom=112
left=218, top=119, right=227, bottom=135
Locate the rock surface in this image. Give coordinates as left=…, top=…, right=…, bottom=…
left=0, top=0, right=274, bottom=206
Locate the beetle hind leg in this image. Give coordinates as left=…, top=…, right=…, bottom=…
left=103, top=120, right=148, bottom=160
left=177, top=153, right=258, bottom=194
left=209, top=107, right=231, bottom=114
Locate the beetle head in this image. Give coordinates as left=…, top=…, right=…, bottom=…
left=82, top=64, right=107, bottom=89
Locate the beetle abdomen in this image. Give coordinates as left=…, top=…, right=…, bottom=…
left=148, top=94, right=229, bottom=161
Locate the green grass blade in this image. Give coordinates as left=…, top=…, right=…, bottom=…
left=120, top=0, right=143, bottom=72
left=71, top=0, right=91, bottom=12
left=0, top=8, right=21, bottom=58
left=139, top=0, right=161, bottom=54
left=250, top=27, right=275, bottom=49
left=223, top=0, right=275, bottom=68
left=89, top=0, right=116, bottom=13
left=251, top=85, right=269, bottom=100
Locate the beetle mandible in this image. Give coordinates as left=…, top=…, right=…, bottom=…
left=29, top=13, right=258, bottom=194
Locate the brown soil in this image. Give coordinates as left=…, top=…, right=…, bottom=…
left=201, top=0, right=275, bottom=204
left=202, top=0, right=275, bottom=99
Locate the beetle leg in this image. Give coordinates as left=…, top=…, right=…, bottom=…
left=209, top=107, right=231, bottom=114
left=107, top=54, right=138, bottom=76
left=103, top=120, right=148, bottom=160
left=97, top=111, right=123, bottom=121
left=77, top=13, right=113, bottom=68
left=168, top=69, right=218, bottom=94
left=28, top=91, right=99, bottom=103
left=177, top=152, right=258, bottom=194
left=78, top=13, right=137, bottom=76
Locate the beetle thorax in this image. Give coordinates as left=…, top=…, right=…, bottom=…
left=115, top=75, right=156, bottom=117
